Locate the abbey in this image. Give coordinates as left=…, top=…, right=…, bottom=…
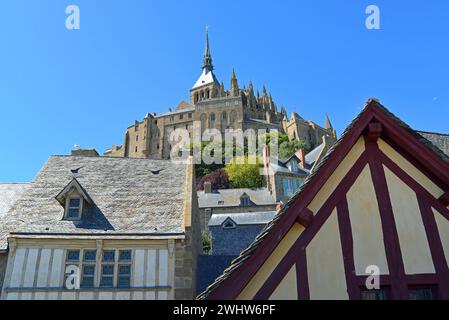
left=105, top=29, right=337, bottom=159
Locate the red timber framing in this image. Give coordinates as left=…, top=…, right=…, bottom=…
left=206, top=101, right=449, bottom=300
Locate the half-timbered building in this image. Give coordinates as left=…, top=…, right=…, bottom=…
left=198, top=99, right=449, bottom=300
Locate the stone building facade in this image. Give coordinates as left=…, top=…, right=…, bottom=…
left=105, top=29, right=336, bottom=160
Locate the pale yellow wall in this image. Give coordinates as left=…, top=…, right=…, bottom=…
left=433, top=208, right=449, bottom=268
left=308, top=137, right=365, bottom=214
left=378, top=139, right=443, bottom=199
left=237, top=223, right=305, bottom=300
left=347, top=165, right=389, bottom=275
left=307, top=209, right=348, bottom=300
left=269, top=265, right=297, bottom=300
left=384, top=166, right=435, bottom=275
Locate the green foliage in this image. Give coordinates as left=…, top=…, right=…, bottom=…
left=279, top=140, right=309, bottom=159
left=258, top=132, right=289, bottom=146
left=202, top=231, right=212, bottom=255
left=224, top=156, right=263, bottom=189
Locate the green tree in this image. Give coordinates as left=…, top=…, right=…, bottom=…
left=224, top=156, right=263, bottom=189
left=202, top=231, right=212, bottom=255
left=279, top=140, right=309, bottom=159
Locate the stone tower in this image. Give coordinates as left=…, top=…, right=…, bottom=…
left=190, top=27, right=221, bottom=105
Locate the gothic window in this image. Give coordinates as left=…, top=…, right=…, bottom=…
left=200, top=114, right=207, bottom=131
left=230, top=111, right=237, bottom=126
left=222, top=112, right=227, bottom=121
left=209, top=113, right=216, bottom=128
left=195, top=93, right=199, bottom=103
left=206, top=89, right=210, bottom=99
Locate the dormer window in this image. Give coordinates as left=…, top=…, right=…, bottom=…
left=56, top=177, right=94, bottom=221
left=240, top=194, right=251, bottom=207
left=222, top=218, right=236, bottom=229
left=66, top=198, right=83, bottom=219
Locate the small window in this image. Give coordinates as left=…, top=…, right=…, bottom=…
left=81, top=250, right=96, bottom=288
left=223, top=219, right=236, bottom=229
left=118, top=250, right=132, bottom=288
left=136, top=135, right=139, bottom=141
left=361, top=289, right=388, bottom=300
left=409, top=287, right=434, bottom=300
left=240, top=196, right=250, bottom=207
left=100, top=250, right=115, bottom=288
left=67, top=250, right=80, bottom=262
left=218, top=200, right=224, bottom=205
left=188, top=113, right=192, bottom=119
left=179, top=114, right=184, bottom=120
left=135, top=146, right=138, bottom=153
left=66, top=198, right=82, bottom=219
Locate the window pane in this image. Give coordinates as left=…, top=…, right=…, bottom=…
left=119, top=250, right=131, bottom=262
left=361, top=290, right=386, bottom=300
left=118, top=276, right=130, bottom=288
left=67, top=208, right=80, bottom=218
left=81, top=276, right=94, bottom=288
left=67, top=250, right=80, bottom=262
left=410, top=288, right=433, bottom=300
left=102, top=265, right=114, bottom=275
left=83, top=250, right=96, bottom=261
left=83, top=265, right=95, bottom=275
left=103, top=250, right=115, bottom=262
left=100, top=276, right=114, bottom=288
left=69, top=199, right=80, bottom=207
left=119, top=265, right=131, bottom=275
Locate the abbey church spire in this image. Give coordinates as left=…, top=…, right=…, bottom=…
left=202, top=26, right=214, bottom=72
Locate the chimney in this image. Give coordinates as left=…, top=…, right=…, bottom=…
left=71, top=146, right=99, bottom=157
left=204, top=181, right=212, bottom=194
left=296, top=148, right=306, bottom=169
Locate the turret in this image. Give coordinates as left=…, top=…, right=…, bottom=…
left=230, top=68, right=240, bottom=97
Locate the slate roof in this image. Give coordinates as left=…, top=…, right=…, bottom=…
left=198, top=188, right=276, bottom=208
left=208, top=211, right=277, bottom=227
left=196, top=255, right=238, bottom=295
left=305, top=143, right=325, bottom=167
left=0, top=183, right=30, bottom=215
left=197, top=99, right=449, bottom=299
left=192, top=69, right=220, bottom=89
left=418, top=131, right=449, bottom=157
left=0, top=156, right=188, bottom=250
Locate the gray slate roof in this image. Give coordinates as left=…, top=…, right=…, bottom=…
left=418, top=131, right=449, bottom=157
left=198, top=188, right=276, bottom=208
left=0, top=156, right=188, bottom=250
left=0, top=183, right=30, bottom=215
left=208, top=211, right=277, bottom=227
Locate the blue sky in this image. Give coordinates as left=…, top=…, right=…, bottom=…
left=0, top=0, right=448, bottom=181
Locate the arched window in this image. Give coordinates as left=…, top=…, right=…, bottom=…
left=222, top=112, right=227, bottom=121
left=200, top=114, right=207, bottom=132
left=209, top=113, right=216, bottom=128
left=195, top=93, right=199, bottom=103
left=206, top=89, right=210, bottom=99
left=230, top=111, right=237, bottom=127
